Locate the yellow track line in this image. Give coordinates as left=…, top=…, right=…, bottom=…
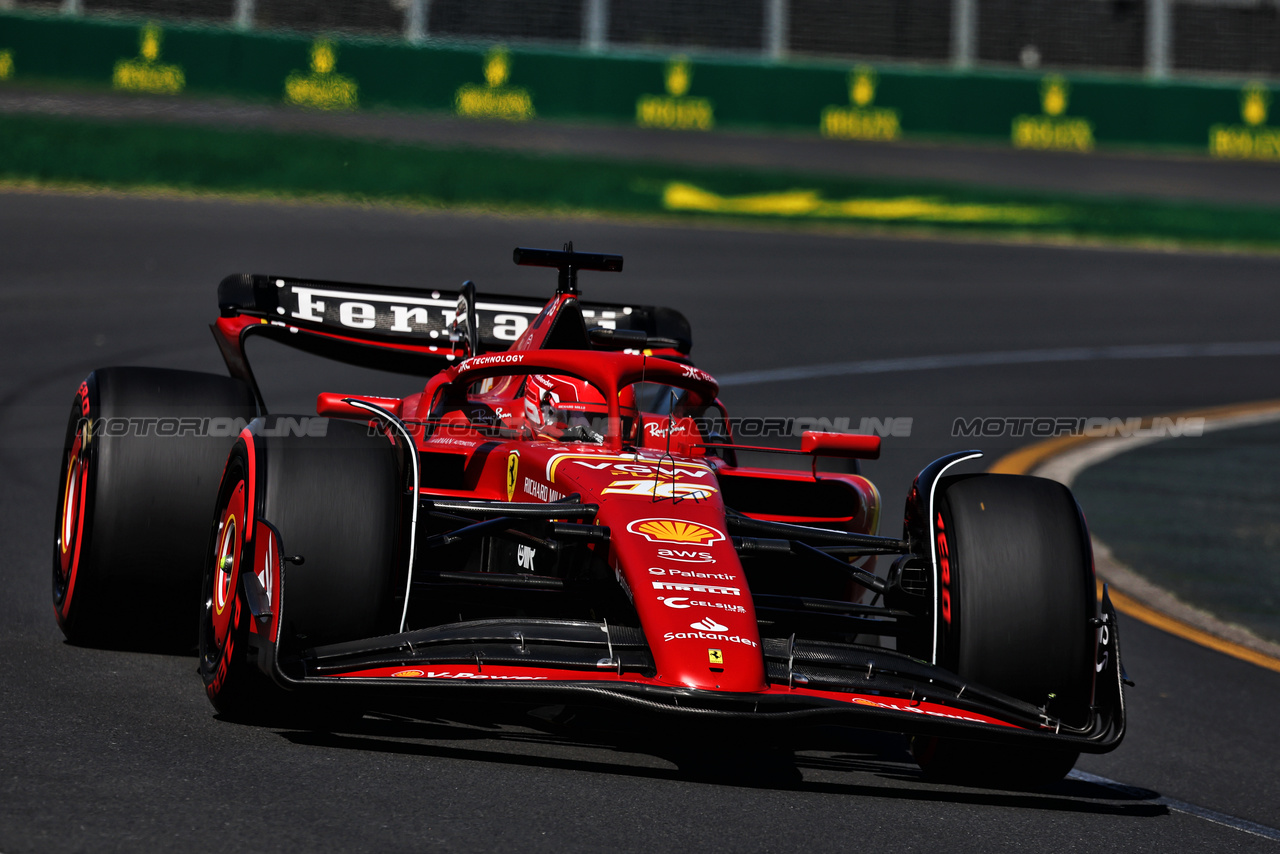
left=990, top=398, right=1280, bottom=675
left=1096, top=581, right=1280, bottom=675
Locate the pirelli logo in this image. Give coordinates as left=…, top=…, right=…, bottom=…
left=651, top=581, right=740, bottom=596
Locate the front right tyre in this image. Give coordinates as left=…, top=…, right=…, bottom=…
left=911, top=473, right=1096, bottom=788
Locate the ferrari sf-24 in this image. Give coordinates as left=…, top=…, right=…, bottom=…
left=53, top=245, right=1125, bottom=785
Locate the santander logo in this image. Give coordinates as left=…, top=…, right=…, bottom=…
left=690, top=617, right=728, bottom=632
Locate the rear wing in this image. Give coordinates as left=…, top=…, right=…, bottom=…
left=212, top=273, right=693, bottom=407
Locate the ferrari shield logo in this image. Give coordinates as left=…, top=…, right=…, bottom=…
left=708, top=649, right=723, bottom=665
left=506, top=451, right=519, bottom=501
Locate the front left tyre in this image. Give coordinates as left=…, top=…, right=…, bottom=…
left=52, top=367, right=256, bottom=649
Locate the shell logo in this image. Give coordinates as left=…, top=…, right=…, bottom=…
left=627, top=518, right=725, bottom=545
left=392, top=669, right=424, bottom=678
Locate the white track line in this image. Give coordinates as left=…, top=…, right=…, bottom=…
left=716, top=340, right=1280, bottom=387
left=1068, top=770, right=1280, bottom=841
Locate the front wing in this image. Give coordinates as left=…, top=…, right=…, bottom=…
left=243, top=522, right=1126, bottom=752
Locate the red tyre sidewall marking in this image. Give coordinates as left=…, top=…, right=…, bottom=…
left=58, top=418, right=90, bottom=619
left=212, top=480, right=245, bottom=650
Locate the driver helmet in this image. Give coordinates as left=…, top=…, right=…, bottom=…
left=523, top=375, right=637, bottom=442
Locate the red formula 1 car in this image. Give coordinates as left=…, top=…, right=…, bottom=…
left=53, top=245, right=1125, bottom=785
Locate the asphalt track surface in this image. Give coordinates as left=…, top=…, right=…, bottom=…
left=5, top=84, right=1280, bottom=207
left=4, top=190, right=1280, bottom=852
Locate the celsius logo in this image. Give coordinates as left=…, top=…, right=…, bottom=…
left=690, top=618, right=727, bottom=632
left=627, top=518, right=725, bottom=545
left=657, top=548, right=715, bottom=563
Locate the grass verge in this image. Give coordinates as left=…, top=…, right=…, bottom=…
left=3, top=111, right=1280, bottom=249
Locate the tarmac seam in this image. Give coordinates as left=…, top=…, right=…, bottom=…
left=1068, top=769, right=1280, bottom=841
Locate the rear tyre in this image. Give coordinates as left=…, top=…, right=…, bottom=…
left=52, top=368, right=256, bottom=649
left=198, top=417, right=404, bottom=724
left=912, top=473, right=1095, bottom=788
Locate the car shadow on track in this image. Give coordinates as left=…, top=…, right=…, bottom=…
left=272, top=711, right=1166, bottom=818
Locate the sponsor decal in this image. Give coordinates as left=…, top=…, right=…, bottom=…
left=463, top=353, right=526, bottom=369
left=628, top=518, right=725, bottom=545
left=657, top=548, right=715, bottom=564
left=680, top=363, right=715, bottom=384
left=392, top=669, right=425, bottom=677
left=522, top=477, right=565, bottom=503
left=649, top=567, right=734, bottom=581
left=663, top=630, right=757, bottom=648
left=1210, top=83, right=1280, bottom=160
left=421, top=671, right=547, bottom=680
left=506, top=451, right=519, bottom=501
left=645, top=421, right=673, bottom=439
left=936, top=512, right=952, bottom=625
left=113, top=24, right=185, bottom=95
left=547, top=453, right=711, bottom=482
left=690, top=617, right=728, bottom=632
left=569, top=459, right=711, bottom=478
left=708, top=649, right=724, bottom=665
left=820, top=66, right=901, bottom=142
left=285, top=285, right=533, bottom=341
left=652, top=581, right=739, bottom=596
left=455, top=48, right=535, bottom=121
left=657, top=596, right=745, bottom=614
left=516, top=544, right=536, bottom=571
left=850, top=696, right=991, bottom=724
left=636, top=56, right=714, bottom=131
left=602, top=479, right=717, bottom=500
left=1011, top=76, right=1094, bottom=153
left=284, top=40, right=358, bottom=110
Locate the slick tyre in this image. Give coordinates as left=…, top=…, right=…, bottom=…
left=52, top=368, right=256, bottom=650
left=199, top=417, right=403, bottom=723
left=913, top=473, right=1095, bottom=788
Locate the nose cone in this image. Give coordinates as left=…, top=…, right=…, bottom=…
left=602, top=508, right=767, bottom=693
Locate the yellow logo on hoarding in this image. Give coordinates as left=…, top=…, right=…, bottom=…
left=820, top=65, right=900, bottom=142
left=636, top=56, right=714, bottom=131
left=1011, top=76, right=1094, bottom=152
left=0, top=50, right=12, bottom=81
left=506, top=452, right=519, bottom=501
left=113, top=24, right=185, bottom=95
left=455, top=48, right=535, bottom=121
left=284, top=40, right=358, bottom=110
left=666, top=58, right=691, bottom=97
left=1210, top=83, right=1280, bottom=160
left=1242, top=84, right=1269, bottom=126
left=627, top=518, right=725, bottom=545
left=1041, top=77, right=1067, bottom=116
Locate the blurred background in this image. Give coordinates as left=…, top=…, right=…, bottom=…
left=8, top=0, right=1279, bottom=80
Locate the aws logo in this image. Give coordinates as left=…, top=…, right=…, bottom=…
left=627, top=518, right=724, bottom=545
